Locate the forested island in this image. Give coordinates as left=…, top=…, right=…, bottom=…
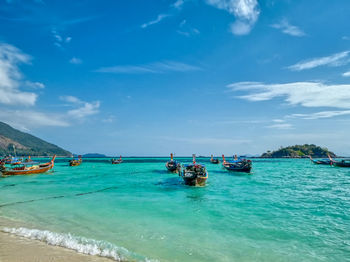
left=261, top=144, right=336, bottom=158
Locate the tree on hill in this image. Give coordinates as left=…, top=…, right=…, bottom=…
left=261, top=144, right=336, bottom=158
left=0, top=121, right=71, bottom=156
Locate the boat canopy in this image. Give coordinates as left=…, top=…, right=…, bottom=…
left=183, top=163, right=205, bottom=167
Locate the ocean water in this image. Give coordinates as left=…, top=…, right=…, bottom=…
left=0, top=157, right=349, bottom=262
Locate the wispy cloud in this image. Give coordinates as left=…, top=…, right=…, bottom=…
left=266, top=123, right=294, bottom=130
left=0, top=110, right=69, bottom=131
left=95, top=61, right=201, bottom=74
left=0, top=43, right=37, bottom=106
left=69, top=57, right=82, bottom=64
left=172, top=0, right=185, bottom=9
left=342, top=71, right=350, bottom=77
left=25, top=81, right=45, bottom=89
left=61, top=95, right=100, bottom=119
left=141, top=14, right=170, bottom=29
left=228, top=81, right=350, bottom=109
left=288, top=51, right=350, bottom=71
left=289, top=110, right=350, bottom=120
left=177, top=19, right=200, bottom=37
left=52, top=29, right=72, bottom=48
left=206, top=0, right=260, bottom=35
left=271, top=19, right=305, bottom=37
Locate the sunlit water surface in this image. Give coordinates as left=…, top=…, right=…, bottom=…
left=0, top=158, right=349, bottom=261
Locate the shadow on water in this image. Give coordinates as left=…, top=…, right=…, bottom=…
left=185, top=187, right=207, bottom=202
left=152, top=169, right=173, bottom=175
left=154, top=177, right=182, bottom=190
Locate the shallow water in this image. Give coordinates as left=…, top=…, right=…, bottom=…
left=0, top=158, right=349, bottom=261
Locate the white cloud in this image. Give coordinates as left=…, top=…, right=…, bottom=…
left=177, top=19, right=200, bottom=37
left=0, top=109, right=69, bottom=131
left=96, top=61, right=201, bottom=74
left=25, top=81, right=45, bottom=89
left=172, top=0, right=185, bottom=9
left=289, top=110, right=350, bottom=120
left=342, top=71, right=350, bottom=77
left=141, top=14, right=170, bottom=29
left=266, top=123, right=293, bottom=130
left=60, top=95, right=82, bottom=104
left=102, top=115, right=116, bottom=123
left=206, top=0, right=260, bottom=35
left=52, top=29, right=72, bottom=48
left=61, top=95, right=100, bottom=119
left=228, top=81, right=350, bottom=109
left=288, top=51, right=350, bottom=71
left=271, top=19, right=305, bottom=37
left=0, top=43, right=37, bottom=106
left=69, top=57, right=82, bottom=64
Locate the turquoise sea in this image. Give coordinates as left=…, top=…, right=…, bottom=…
left=0, top=157, right=349, bottom=262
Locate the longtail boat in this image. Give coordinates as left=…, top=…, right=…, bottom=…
left=112, top=156, right=123, bottom=164
left=165, top=153, right=181, bottom=173
left=328, top=154, right=350, bottom=167
left=309, top=155, right=332, bottom=165
left=222, top=154, right=252, bottom=173
left=1, top=155, right=56, bottom=176
left=69, top=155, right=82, bottom=166
left=210, top=155, right=220, bottom=164
left=180, top=154, right=208, bottom=186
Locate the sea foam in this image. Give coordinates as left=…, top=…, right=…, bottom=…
left=2, top=227, right=155, bottom=262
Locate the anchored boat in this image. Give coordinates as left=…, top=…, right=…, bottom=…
left=112, top=156, right=123, bottom=164
left=69, top=155, right=82, bottom=166
left=180, top=154, right=208, bottom=186
left=1, top=155, right=56, bottom=176
left=328, top=155, right=350, bottom=167
left=165, top=153, right=181, bottom=173
left=210, top=154, right=220, bottom=164
left=222, top=154, right=252, bottom=173
left=309, top=155, right=332, bottom=165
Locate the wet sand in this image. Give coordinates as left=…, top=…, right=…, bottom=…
left=0, top=217, right=112, bottom=262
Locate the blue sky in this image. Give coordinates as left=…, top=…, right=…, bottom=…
left=1, top=0, right=350, bottom=156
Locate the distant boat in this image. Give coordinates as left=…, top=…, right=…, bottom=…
left=180, top=154, right=208, bottom=186
left=309, top=155, right=332, bottom=165
left=222, top=154, right=252, bottom=173
left=165, top=153, right=181, bottom=173
left=1, top=155, right=56, bottom=176
left=328, top=154, right=350, bottom=167
left=69, top=155, right=82, bottom=166
left=111, top=156, right=123, bottom=164
left=210, top=154, right=220, bottom=164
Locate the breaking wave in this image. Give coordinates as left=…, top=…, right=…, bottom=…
left=2, top=227, right=156, bottom=262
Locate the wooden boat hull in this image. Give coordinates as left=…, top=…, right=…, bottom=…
left=112, top=161, right=122, bottom=164
left=334, top=161, right=350, bottom=167
left=166, top=162, right=181, bottom=173
left=181, top=170, right=208, bottom=186
left=182, top=176, right=207, bottom=186
left=223, top=162, right=252, bottom=173
left=312, top=160, right=332, bottom=165
left=1, top=157, right=55, bottom=176
left=69, top=160, right=82, bottom=166
left=224, top=166, right=251, bottom=173
left=210, top=159, right=220, bottom=164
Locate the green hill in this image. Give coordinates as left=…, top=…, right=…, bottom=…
left=0, top=121, right=71, bottom=156
left=261, top=144, right=336, bottom=158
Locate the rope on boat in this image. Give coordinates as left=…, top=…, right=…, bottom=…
left=0, top=186, right=118, bottom=208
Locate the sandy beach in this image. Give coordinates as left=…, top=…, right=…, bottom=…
left=0, top=217, right=112, bottom=262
